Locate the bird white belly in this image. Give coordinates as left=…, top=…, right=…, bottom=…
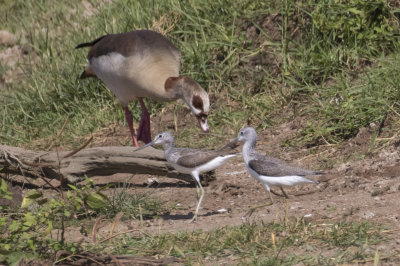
left=246, top=164, right=315, bottom=187
left=90, top=51, right=179, bottom=106
left=170, top=154, right=237, bottom=175
left=194, top=155, right=237, bottom=174
left=259, top=174, right=315, bottom=187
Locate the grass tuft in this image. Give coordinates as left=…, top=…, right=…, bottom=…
left=99, top=182, right=170, bottom=220
left=87, top=219, right=388, bottom=264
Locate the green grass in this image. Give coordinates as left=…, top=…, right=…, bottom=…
left=99, top=181, right=172, bottom=220
left=290, top=52, right=400, bottom=146
left=69, top=219, right=389, bottom=265
left=1, top=0, right=399, bottom=148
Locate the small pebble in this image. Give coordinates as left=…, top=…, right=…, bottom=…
left=0, top=30, right=16, bottom=45
left=365, top=212, right=375, bottom=219
left=217, top=208, right=228, bottom=213
left=147, top=177, right=159, bottom=184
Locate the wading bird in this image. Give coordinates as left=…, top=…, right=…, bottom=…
left=231, top=127, right=322, bottom=216
left=135, top=132, right=238, bottom=222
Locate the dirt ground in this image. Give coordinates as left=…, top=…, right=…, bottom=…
left=2, top=102, right=400, bottom=264
left=41, top=110, right=399, bottom=261
left=2, top=52, right=400, bottom=260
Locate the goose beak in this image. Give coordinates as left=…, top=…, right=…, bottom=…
left=197, top=116, right=209, bottom=133
left=133, top=141, right=155, bottom=152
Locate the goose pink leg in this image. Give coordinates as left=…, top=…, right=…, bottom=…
left=124, top=106, right=139, bottom=147
left=137, top=98, right=152, bottom=144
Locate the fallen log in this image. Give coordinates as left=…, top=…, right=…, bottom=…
left=0, top=145, right=195, bottom=184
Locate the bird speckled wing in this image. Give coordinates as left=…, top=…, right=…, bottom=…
left=248, top=158, right=320, bottom=178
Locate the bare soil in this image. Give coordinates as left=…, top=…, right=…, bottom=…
left=26, top=111, right=398, bottom=262
left=4, top=103, right=399, bottom=263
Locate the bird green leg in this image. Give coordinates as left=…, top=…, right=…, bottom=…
left=244, top=190, right=274, bottom=218
left=269, top=190, right=274, bottom=202
left=190, top=179, right=204, bottom=223
left=280, top=187, right=289, bottom=199
left=284, top=198, right=289, bottom=226
left=195, top=183, right=200, bottom=201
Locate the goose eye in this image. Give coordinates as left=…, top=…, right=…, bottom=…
left=196, top=113, right=208, bottom=121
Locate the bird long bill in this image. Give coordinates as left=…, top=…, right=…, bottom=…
left=133, top=141, right=154, bottom=152
left=220, top=138, right=239, bottom=150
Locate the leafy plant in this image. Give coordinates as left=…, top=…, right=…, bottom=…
left=0, top=178, right=107, bottom=264
left=67, top=177, right=108, bottom=213
left=0, top=179, right=13, bottom=209
left=312, top=0, right=397, bottom=48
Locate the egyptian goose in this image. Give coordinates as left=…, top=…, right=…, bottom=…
left=76, top=30, right=210, bottom=147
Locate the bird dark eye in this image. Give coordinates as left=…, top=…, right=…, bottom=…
left=158, top=134, right=162, bottom=138
left=196, top=113, right=208, bottom=121
left=240, top=131, right=244, bottom=135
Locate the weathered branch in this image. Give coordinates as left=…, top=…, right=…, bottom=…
left=0, top=145, right=195, bottom=184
